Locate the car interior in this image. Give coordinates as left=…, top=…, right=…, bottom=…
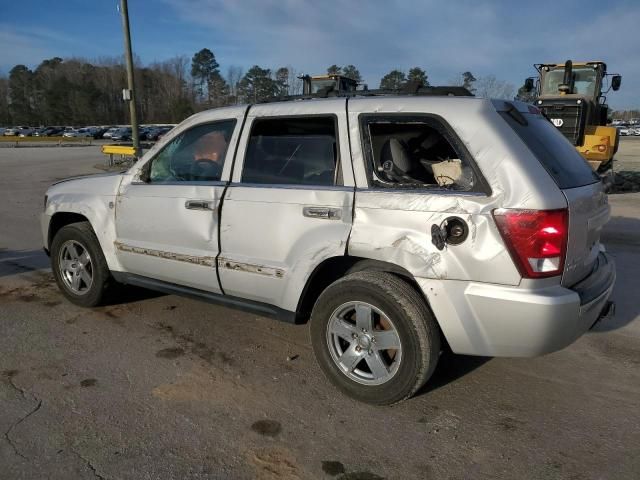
left=367, top=121, right=474, bottom=189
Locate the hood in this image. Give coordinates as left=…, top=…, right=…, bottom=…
left=52, top=170, right=125, bottom=186
left=48, top=171, right=125, bottom=197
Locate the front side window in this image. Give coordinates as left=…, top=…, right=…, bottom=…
left=361, top=116, right=477, bottom=191
left=149, top=120, right=236, bottom=182
left=242, top=116, right=340, bottom=186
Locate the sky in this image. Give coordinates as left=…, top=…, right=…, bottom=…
left=1, top=0, right=638, bottom=110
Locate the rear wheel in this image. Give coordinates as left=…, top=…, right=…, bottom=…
left=51, top=221, right=112, bottom=307
left=310, top=271, right=440, bottom=405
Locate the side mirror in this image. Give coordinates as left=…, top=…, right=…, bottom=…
left=524, top=77, right=535, bottom=92
left=137, top=161, right=151, bottom=183
left=611, top=75, right=622, bottom=91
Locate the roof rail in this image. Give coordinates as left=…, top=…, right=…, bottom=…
left=257, top=85, right=474, bottom=104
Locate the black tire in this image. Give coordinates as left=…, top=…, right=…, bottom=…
left=310, top=271, right=440, bottom=405
left=50, top=221, right=112, bottom=307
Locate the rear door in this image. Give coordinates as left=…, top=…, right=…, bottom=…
left=218, top=100, right=354, bottom=311
left=497, top=105, right=607, bottom=286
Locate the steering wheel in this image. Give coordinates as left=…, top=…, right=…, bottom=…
left=192, top=158, right=222, bottom=180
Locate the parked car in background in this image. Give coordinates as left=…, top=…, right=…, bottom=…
left=17, top=127, right=36, bottom=137
left=92, top=127, right=108, bottom=139
left=110, top=127, right=132, bottom=141
left=619, top=127, right=630, bottom=136
left=36, top=126, right=65, bottom=137
left=4, top=126, right=31, bottom=136
left=153, top=126, right=173, bottom=141
left=102, top=127, right=120, bottom=139
left=63, top=128, right=93, bottom=138
left=138, top=127, right=150, bottom=141
left=145, top=127, right=167, bottom=141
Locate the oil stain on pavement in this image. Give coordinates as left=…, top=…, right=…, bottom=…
left=251, top=419, right=281, bottom=437
left=155, top=347, right=185, bottom=359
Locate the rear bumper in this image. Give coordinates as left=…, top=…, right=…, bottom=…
left=417, top=252, right=616, bottom=357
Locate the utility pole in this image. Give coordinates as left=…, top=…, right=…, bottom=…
left=119, top=0, right=140, bottom=156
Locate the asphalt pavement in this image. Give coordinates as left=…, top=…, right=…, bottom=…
left=0, top=143, right=638, bottom=480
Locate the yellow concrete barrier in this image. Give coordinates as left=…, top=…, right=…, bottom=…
left=101, top=144, right=136, bottom=156
left=101, top=144, right=137, bottom=167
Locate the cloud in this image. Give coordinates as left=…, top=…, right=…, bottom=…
left=1, top=1, right=636, bottom=109
left=162, top=0, right=639, bottom=109
left=0, top=31, right=55, bottom=72
left=0, top=25, right=76, bottom=72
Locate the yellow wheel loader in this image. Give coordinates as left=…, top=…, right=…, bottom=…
left=522, top=60, right=622, bottom=173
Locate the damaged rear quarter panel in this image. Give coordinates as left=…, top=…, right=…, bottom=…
left=349, top=191, right=520, bottom=285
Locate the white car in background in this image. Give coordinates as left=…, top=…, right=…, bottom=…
left=102, top=127, right=120, bottom=139
left=619, top=127, right=630, bottom=136
left=63, top=128, right=93, bottom=138
left=3, top=126, right=26, bottom=136
left=3, top=127, right=18, bottom=136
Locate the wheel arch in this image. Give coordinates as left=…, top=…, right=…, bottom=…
left=295, top=255, right=428, bottom=323
left=48, top=211, right=92, bottom=248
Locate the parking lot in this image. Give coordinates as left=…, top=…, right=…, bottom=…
left=1, top=140, right=639, bottom=479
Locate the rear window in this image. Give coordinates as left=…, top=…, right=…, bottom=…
left=499, top=109, right=599, bottom=189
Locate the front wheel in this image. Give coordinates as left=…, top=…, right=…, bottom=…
left=51, top=221, right=113, bottom=307
left=310, top=271, right=440, bottom=405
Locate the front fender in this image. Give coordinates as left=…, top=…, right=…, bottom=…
left=43, top=174, right=125, bottom=272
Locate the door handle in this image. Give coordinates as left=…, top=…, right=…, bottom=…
left=303, top=206, right=341, bottom=220
left=185, top=200, right=214, bottom=211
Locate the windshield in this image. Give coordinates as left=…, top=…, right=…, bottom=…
left=311, top=79, right=336, bottom=94
left=541, top=66, right=598, bottom=96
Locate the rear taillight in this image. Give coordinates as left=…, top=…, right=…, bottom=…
left=492, top=208, right=568, bottom=279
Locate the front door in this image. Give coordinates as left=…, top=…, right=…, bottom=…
left=115, top=114, right=243, bottom=292
left=218, top=101, right=355, bottom=312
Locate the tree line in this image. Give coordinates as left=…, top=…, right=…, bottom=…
left=0, top=48, right=517, bottom=126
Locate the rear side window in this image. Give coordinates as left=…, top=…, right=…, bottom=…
left=360, top=115, right=482, bottom=191
left=242, top=116, right=340, bottom=186
left=499, top=110, right=599, bottom=189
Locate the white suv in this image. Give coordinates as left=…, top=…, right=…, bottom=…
left=42, top=95, right=615, bottom=404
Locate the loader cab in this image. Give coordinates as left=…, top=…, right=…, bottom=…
left=539, top=62, right=605, bottom=99
left=521, top=60, right=622, bottom=173
left=526, top=61, right=616, bottom=146
left=301, top=74, right=359, bottom=96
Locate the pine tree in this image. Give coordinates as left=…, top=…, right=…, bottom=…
left=380, top=70, right=406, bottom=90
left=191, top=48, right=219, bottom=101
left=342, top=65, right=362, bottom=83
left=407, top=67, right=429, bottom=86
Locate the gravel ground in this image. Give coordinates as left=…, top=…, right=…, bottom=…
left=0, top=144, right=638, bottom=480
left=612, top=137, right=640, bottom=193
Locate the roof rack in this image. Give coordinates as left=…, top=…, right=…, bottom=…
left=258, top=82, right=473, bottom=104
